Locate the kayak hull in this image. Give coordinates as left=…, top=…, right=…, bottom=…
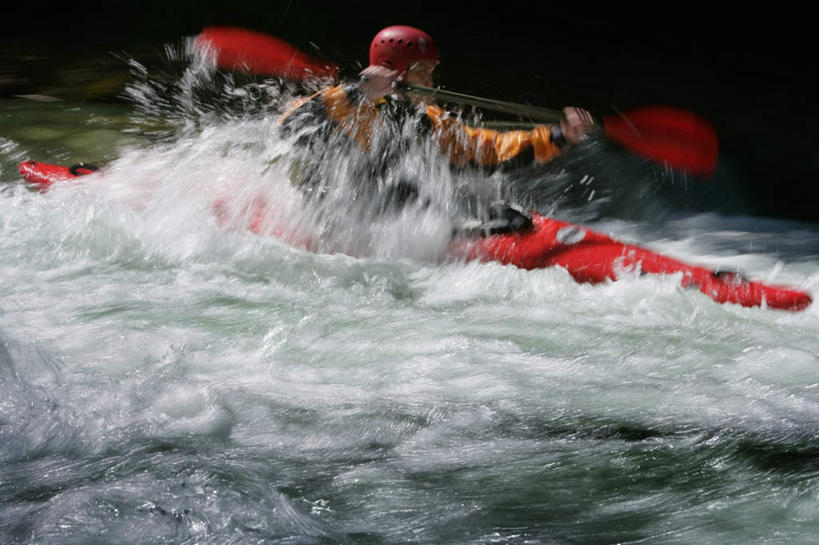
left=19, top=160, right=812, bottom=311
left=448, top=215, right=812, bottom=311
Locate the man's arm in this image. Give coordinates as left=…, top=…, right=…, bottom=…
left=424, top=104, right=596, bottom=168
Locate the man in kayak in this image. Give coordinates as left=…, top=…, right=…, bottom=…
left=279, top=25, right=596, bottom=221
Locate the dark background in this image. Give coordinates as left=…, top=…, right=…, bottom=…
left=2, top=1, right=816, bottom=223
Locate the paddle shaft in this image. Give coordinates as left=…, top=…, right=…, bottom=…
left=401, top=83, right=563, bottom=123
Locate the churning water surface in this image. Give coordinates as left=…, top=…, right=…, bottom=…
left=1, top=42, right=819, bottom=544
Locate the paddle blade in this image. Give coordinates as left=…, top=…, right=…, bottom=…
left=195, top=26, right=339, bottom=80
left=601, top=106, right=719, bottom=177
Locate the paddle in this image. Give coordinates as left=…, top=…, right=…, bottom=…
left=195, top=26, right=719, bottom=177
left=195, top=26, right=339, bottom=80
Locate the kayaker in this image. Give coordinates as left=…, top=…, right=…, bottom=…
left=279, top=25, right=597, bottom=217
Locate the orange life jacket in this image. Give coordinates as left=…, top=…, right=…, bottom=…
left=279, top=84, right=563, bottom=169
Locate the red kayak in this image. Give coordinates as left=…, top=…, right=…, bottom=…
left=448, top=215, right=812, bottom=311
left=18, top=160, right=98, bottom=190
left=18, top=160, right=813, bottom=311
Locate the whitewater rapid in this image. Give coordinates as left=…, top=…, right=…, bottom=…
left=2, top=45, right=819, bottom=543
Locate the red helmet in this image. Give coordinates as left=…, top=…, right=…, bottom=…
left=368, top=25, right=439, bottom=74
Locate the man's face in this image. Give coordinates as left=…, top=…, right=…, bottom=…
left=405, top=60, right=437, bottom=87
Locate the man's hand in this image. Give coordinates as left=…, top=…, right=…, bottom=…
left=560, top=107, right=597, bottom=144
left=359, top=65, right=400, bottom=99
